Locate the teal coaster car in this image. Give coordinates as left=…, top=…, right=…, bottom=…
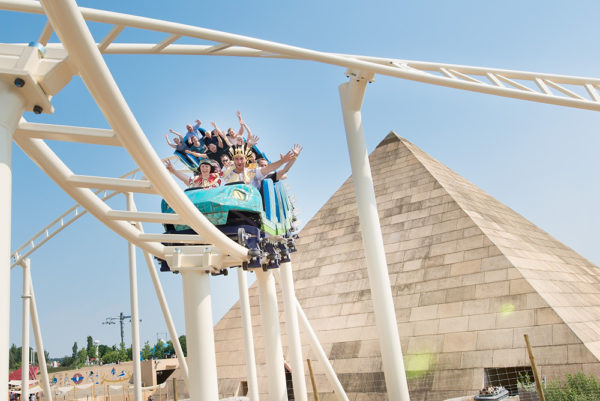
left=161, top=179, right=294, bottom=236
left=160, top=178, right=298, bottom=271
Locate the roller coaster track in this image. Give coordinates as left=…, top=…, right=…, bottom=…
left=3, top=2, right=600, bottom=401
left=2, top=0, right=600, bottom=112
left=9, top=155, right=185, bottom=269
left=3, top=0, right=600, bottom=273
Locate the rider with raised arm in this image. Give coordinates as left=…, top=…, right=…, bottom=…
left=226, top=110, right=245, bottom=146
left=221, top=143, right=297, bottom=190
left=238, top=117, right=269, bottom=167
left=257, top=144, right=302, bottom=182
left=170, top=120, right=205, bottom=147
left=165, top=158, right=221, bottom=189
left=205, top=121, right=233, bottom=165
left=184, top=136, right=208, bottom=160
left=164, top=131, right=198, bottom=167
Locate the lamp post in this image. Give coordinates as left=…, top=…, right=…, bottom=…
left=102, top=312, right=141, bottom=347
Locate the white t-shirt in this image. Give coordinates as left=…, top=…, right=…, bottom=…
left=221, top=167, right=265, bottom=190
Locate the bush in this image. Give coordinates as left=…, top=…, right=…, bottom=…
left=544, top=372, right=600, bottom=401
left=518, top=372, right=536, bottom=392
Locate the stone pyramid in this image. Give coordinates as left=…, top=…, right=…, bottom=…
left=213, top=133, right=600, bottom=401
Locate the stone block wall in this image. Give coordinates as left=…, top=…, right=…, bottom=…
left=212, top=133, right=600, bottom=401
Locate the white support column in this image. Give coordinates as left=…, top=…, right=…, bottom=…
left=27, top=260, right=53, bottom=401
left=126, top=193, right=142, bottom=401
left=338, top=71, right=410, bottom=401
left=181, top=270, right=219, bottom=401
left=295, top=299, right=349, bottom=401
left=255, top=269, right=287, bottom=401
left=127, top=197, right=189, bottom=382
left=278, top=262, right=308, bottom=401
left=0, top=78, right=26, bottom=396
left=237, top=269, right=259, bottom=401
left=21, top=259, right=31, bottom=401
left=141, top=249, right=189, bottom=381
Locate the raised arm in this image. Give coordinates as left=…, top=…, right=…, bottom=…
left=260, top=150, right=294, bottom=177
left=236, top=110, right=244, bottom=138
left=194, top=119, right=206, bottom=136
left=164, top=134, right=176, bottom=149
left=165, top=160, right=191, bottom=186
left=246, top=129, right=260, bottom=148
left=241, top=121, right=253, bottom=139
left=276, top=144, right=302, bottom=180
left=211, top=122, right=231, bottom=147
left=169, top=129, right=184, bottom=141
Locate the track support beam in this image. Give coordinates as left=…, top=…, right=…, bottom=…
left=26, top=260, right=53, bottom=401
left=279, top=262, right=308, bottom=401
left=237, top=268, right=259, bottom=401
left=339, top=70, right=410, bottom=401
left=256, top=269, right=287, bottom=401
left=21, top=260, right=31, bottom=401
left=126, top=193, right=142, bottom=401
left=181, top=269, right=219, bottom=401
left=0, top=77, right=26, bottom=399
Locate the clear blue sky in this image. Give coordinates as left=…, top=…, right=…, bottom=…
left=4, top=0, right=600, bottom=358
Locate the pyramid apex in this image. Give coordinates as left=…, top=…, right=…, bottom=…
left=375, top=131, right=403, bottom=149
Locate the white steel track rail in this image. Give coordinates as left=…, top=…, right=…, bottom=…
left=10, top=153, right=184, bottom=269
left=16, top=121, right=120, bottom=146
left=13, top=134, right=214, bottom=261
left=32, top=0, right=247, bottom=265
left=2, top=0, right=600, bottom=112
left=14, top=134, right=166, bottom=257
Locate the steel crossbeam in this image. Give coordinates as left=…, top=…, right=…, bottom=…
left=2, top=0, right=600, bottom=111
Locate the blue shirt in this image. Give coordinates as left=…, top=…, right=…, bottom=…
left=183, top=123, right=207, bottom=144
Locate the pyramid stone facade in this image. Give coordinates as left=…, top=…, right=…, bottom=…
left=213, top=133, right=600, bottom=401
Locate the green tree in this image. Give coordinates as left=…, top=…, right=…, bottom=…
left=77, top=348, right=88, bottom=366
left=118, top=347, right=128, bottom=362
left=153, top=340, right=165, bottom=359
left=9, top=344, right=19, bottom=370
left=8, top=346, right=36, bottom=370
left=61, top=355, right=74, bottom=367
left=165, top=340, right=174, bottom=358
left=98, top=344, right=110, bottom=358
left=141, top=342, right=152, bottom=361
left=101, top=350, right=119, bottom=364
left=71, top=342, right=78, bottom=359
left=178, top=335, right=187, bottom=357
left=89, top=345, right=98, bottom=361
left=86, top=336, right=96, bottom=359
left=101, top=345, right=128, bottom=364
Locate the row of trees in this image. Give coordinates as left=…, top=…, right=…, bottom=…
left=9, top=335, right=187, bottom=371
left=8, top=345, right=49, bottom=370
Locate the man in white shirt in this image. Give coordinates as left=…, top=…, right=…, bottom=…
left=221, top=144, right=298, bottom=190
